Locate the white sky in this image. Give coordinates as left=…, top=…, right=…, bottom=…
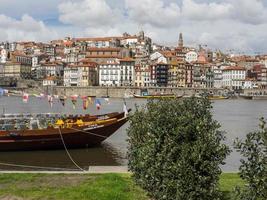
left=0, top=0, right=266, bottom=54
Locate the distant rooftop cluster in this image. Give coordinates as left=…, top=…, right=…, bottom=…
left=0, top=31, right=267, bottom=90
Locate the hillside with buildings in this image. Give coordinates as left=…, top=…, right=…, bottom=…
left=0, top=31, right=266, bottom=91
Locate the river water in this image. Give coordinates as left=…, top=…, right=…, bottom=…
left=0, top=96, right=266, bottom=172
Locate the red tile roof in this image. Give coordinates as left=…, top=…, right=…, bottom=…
left=223, top=66, right=246, bottom=71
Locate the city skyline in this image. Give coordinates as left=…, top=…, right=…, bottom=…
left=0, top=0, right=267, bottom=54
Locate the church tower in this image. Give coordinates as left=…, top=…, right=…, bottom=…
left=178, top=33, right=183, bottom=48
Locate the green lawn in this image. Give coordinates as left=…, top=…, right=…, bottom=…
left=0, top=173, right=243, bottom=200
left=220, top=173, right=245, bottom=200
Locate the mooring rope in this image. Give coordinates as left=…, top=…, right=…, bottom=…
left=68, top=126, right=107, bottom=139
left=57, top=127, right=85, bottom=172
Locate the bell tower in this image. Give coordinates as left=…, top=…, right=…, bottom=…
left=178, top=33, right=183, bottom=48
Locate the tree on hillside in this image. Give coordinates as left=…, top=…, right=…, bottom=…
left=234, top=118, right=267, bottom=200
left=127, top=97, right=230, bottom=200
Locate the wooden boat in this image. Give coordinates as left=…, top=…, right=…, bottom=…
left=251, top=95, right=267, bottom=100
left=208, top=96, right=229, bottom=100
left=239, top=94, right=253, bottom=100
left=133, top=94, right=183, bottom=99
left=0, top=111, right=128, bottom=151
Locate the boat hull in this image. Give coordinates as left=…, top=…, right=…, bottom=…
left=239, top=95, right=253, bottom=100
left=0, top=117, right=127, bottom=151
left=133, top=94, right=182, bottom=99
left=252, top=95, right=267, bottom=100
left=208, top=96, right=229, bottom=100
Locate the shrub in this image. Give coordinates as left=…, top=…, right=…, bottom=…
left=127, top=97, right=230, bottom=200
left=234, top=118, right=267, bottom=200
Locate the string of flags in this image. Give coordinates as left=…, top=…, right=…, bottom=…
left=18, top=92, right=107, bottom=110
left=0, top=88, right=129, bottom=116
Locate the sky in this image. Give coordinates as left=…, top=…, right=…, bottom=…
left=0, top=0, right=267, bottom=54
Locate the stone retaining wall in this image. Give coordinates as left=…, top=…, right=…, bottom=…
left=49, top=86, right=228, bottom=98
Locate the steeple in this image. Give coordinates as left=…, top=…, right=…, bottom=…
left=178, top=32, right=183, bottom=48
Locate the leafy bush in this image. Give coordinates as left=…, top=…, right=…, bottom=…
left=234, top=118, right=267, bottom=200
left=127, top=97, right=230, bottom=200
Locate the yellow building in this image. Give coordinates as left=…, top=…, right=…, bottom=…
left=168, top=60, right=186, bottom=87
left=134, top=64, right=151, bottom=87
left=2, top=62, right=21, bottom=78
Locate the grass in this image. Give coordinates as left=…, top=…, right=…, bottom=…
left=0, top=173, right=244, bottom=200
left=220, top=173, right=245, bottom=200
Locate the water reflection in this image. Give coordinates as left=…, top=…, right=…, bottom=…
left=0, top=142, right=125, bottom=171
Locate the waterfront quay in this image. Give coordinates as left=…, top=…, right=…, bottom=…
left=45, top=86, right=228, bottom=98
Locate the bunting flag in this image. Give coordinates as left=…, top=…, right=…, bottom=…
left=3, top=89, right=8, bottom=96
left=82, top=96, right=89, bottom=110
left=71, top=95, right=78, bottom=109
left=34, top=93, right=44, bottom=98
left=123, top=100, right=128, bottom=117
left=95, top=99, right=101, bottom=110
left=0, top=88, right=4, bottom=97
left=59, top=96, right=66, bottom=107
left=88, top=97, right=93, bottom=104
left=47, top=95, right=53, bottom=108
left=104, top=98, right=110, bottom=104
left=22, top=93, right=29, bottom=103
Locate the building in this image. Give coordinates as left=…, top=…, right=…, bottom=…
left=99, top=60, right=120, bottom=87
left=205, top=67, right=214, bottom=88
left=85, top=47, right=131, bottom=63
left=150, top=52, right=167, bottom=64
left=43, top=76, right=58, bottom=86
left=64, top=65, right=82, bottom=87
left=99, top=58, right=135, bottom=87
left=247, top=64, right=267, bottom=88
left=212, top=65, right=223, bottom=89
left=135, top=64, right=151, bottom=87
left=185, top=62, right=193, bottom=87
left=222, top=66, right=246, bottom=90
left=39, top=62, right=64, bottom=78
left=243, top=78, right=257, bottom=89
left=185, top=51, right=198, bottom=63
left=0, top=48, right=7, bottom=63
left=152, top=62, right=168, bottom=87
left=73, top=37, right=120, bottom=48
left=0, top=62, right=21, bottom=78
left=178, top=33, right=183, bottom=48
left=192, top=61, right=206, bottom=88
left=168, top=60, right=178, bottom=87
left=119, top=58, right=135, bottom=86
left=64, top=61, right=98, bottom=87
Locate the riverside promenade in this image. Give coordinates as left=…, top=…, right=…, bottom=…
left=0, top=166, right=129, bottom=174
left=43, top=86, right=228, bottom=98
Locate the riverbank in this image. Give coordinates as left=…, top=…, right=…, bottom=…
left=21, top=86, right=228, bottom=98
left=0, top=173, right=244, bottom=200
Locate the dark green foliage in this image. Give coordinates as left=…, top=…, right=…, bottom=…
left=234, top=118, right=267, bottom=200
left=127, top=97, right=230, bottom=200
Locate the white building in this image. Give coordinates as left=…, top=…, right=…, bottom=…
left=99, top=59, right=135, bottom=87
left=120, top=36, right=138, bottom=46
left=150, top=52, right=167, bottom=64
left=185, top=51, right=198, bottom=63
left=120, top=58, right=135, bottom=86
left=0, top=49, right=7, bottom=63
left=212, top=64, right=229, bottom=89
left=64, top=65, right=82, bottom=87
left=212, top=65, right=223, bottom=89
left=99, top=61, right=120, bottom=86
left=43, top=76, right=58, bottom=86
left=243, top=78, right=258, bottom=89
left=40, top=62, right=63, bottom=78
left=222, top=66, right=246, bottom=90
